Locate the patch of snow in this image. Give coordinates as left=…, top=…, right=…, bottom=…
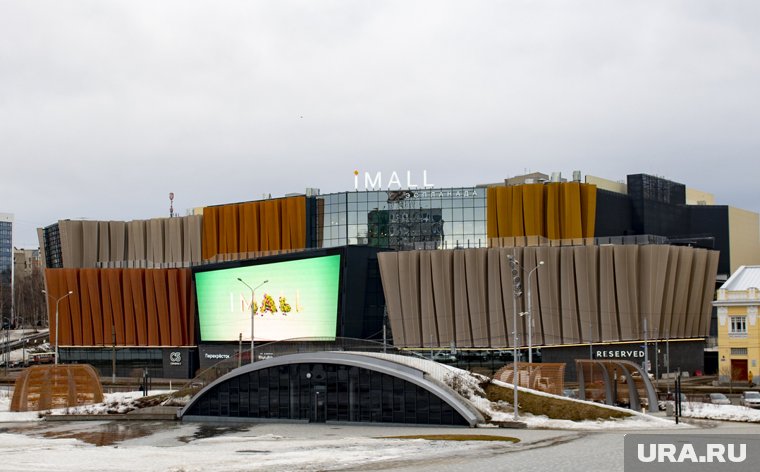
left=679, top=402, right=760, bottom=423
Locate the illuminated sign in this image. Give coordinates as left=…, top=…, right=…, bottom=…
left=195, top=255, right=341, bottom=342
left=354, top=170, right=434, bottom=190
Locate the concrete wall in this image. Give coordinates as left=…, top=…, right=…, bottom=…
left=729, top=206, right=760, bottom=273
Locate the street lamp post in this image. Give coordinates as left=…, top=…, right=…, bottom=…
left=524, top=261, right=544, bottom=364
left=237, top=278, right=268, bottom=364
left=42, top=290, right=74, bottom=366
left=507, top=255, right=523, bottom=421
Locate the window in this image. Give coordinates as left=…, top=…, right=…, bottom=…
left=729, top=316, right=747, bottom=337
left=731, top=347, right=748, bottom=356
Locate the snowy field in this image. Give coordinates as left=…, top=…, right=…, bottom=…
left=1, top=388, right=760, bottom=472
left=3, top=367, right=760, bottom=471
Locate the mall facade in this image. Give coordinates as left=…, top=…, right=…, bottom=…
left=37, top=171, right=759, bottom=379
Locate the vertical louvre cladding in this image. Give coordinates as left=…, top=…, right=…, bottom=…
left=45, top=268, right=195, bottom=347
left=486, top=183, right=597, bottom=239
left=53, top=216, right=202, bottom=269
left=201, top=196, right=307, bottom=261
left=378, top=245, right=719, bottom=348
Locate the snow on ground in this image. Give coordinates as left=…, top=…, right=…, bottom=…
left=0, top=389, right=171, bottom=421
left=679, top=401, right=760, bottom=422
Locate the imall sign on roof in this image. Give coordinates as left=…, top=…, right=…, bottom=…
left=354, top=170, right=434, bottom=191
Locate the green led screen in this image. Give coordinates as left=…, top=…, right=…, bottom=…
left=196, top=254, right=341, bottom=342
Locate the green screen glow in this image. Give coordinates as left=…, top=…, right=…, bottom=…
left=195, top=254, right=341, bottom=342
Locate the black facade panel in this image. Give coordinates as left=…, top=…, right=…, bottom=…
left=594, top=189, right=634, bottom=237
left=185, top=362, right=469, bottom=426
left=688, top=205, right=730, bottom=276
left=341, top=246, right=389, bottom=340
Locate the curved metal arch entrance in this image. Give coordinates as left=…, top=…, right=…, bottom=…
left=180, top=352, right=483, bottom=427
left=576, top=359, right=658, bottom=412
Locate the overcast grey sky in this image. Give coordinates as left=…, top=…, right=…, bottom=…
left=2, top=1, right=759, bottom=247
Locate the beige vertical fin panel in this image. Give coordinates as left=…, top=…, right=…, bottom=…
left=487, top=248, right=507, bottom=346
left=648, top=246, right=670, bottom=339
left=431, top=250, right=455, bottom=347
left=98, top=222, right=110, bottom=265
left=61, top=220, right=84, bottom=268
left=671, top=247, right=693, bottom=338
left=574, top=246, right=598, bottom=343
left=660, top=246, right=680, bottom=338
left=465, top=249, right=489, bottom=347
left=523, top=246, right=544, bottom=346
left=638, top=246, right=656, bottom=338
left=110, top=221, right=126, bottom=263
left=166, top=217, right=183, bottom=265
left=377, top=253, right=405, bottom=346
left=698, top=251, right=720, bottom=336
left=598, top=245, right=620, bottom=341
left=418, top=251, right=438, bottom=348
left=82, top=221, right=98, bottom=268
left=537, top=247, right=561, bottom=345
left=149, top=219, right=165, bottom=265
left=684, top=249, right=708, bottom=337
left=560, top=248, right=580, bottom=344
left=613, top=245, right=639, bottom=341
left=452, top=250, right=473, bottom=347
left=185, top=215, right=203, bottom=264
left=399, top=252, right=422, bottom=347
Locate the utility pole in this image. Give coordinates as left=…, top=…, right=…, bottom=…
left=508, top=254, right=523, bottom=421
left=111, top=325, right=116, bottom=383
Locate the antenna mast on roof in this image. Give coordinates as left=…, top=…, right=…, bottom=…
left=169, top=192, right=175, bottom=218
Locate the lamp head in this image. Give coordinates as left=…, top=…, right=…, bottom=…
left=67, top=290, right=73, bottom=295
left=237, top=277, right=243, bottom=282
left=539, top=261, right=545, bottom=265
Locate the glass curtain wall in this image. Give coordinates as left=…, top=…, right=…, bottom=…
left=317, top=188, right=486, bottom=250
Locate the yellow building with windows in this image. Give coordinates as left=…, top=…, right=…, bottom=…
left=715, top=266, right=760, bottom=383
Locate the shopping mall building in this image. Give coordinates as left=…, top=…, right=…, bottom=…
left=37, top=171, right=760, bottom=379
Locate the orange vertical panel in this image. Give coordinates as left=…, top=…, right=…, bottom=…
left=279, top=200, right=291, bottom=250
left=496, top=187, right=509, bottom=238
left=122, top=270, right=137, bottom=345
left=145, top=270, right=160, bottom=346
left=201, top=206, right=214, bottom=260
left=153, top=270, right=172, bottom=345
left=99, top=270, right=114, bottom=345
left=251, top=203, right=261, bottom=252
left=257, top=202, right=269, bottom=251
left=80, top=269, right=103, bottom=346
left=107, top=270, right=125, bottom=345
left=510, top=186, right=525, bottom=237
left=64, top=269, right=82, bottom=346
left=560, top=182, right=583, bottom=239
left=85, top=270, right=104, bottom=345
left=238, top=203, right=252, bottom=253
left=486, top=187, right=499, bottom=238
left=129, top=270, right=148, bottom=346
left=545, top=183, right=561, bottom=240
left=293, top=197, right=306, bottom=248
left=79, top=270, right=94, bottom=345
left=179, top=269, right=195, bottom=346
left=271, top=200, right=282, bottom=249
left=522, top=184, right=545, bottom=237
left=220, top=204, right=238, bottom=255
left=580, top=183, right=597, bottom=238
left=44, top=270, right=64, bottom=347
left=168, top=270, right=183, bottom=346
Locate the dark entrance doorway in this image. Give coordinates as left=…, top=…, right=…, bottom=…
left=731, top=359, right=748, bottom=381
left=312, top=385, right=326, bottom=423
